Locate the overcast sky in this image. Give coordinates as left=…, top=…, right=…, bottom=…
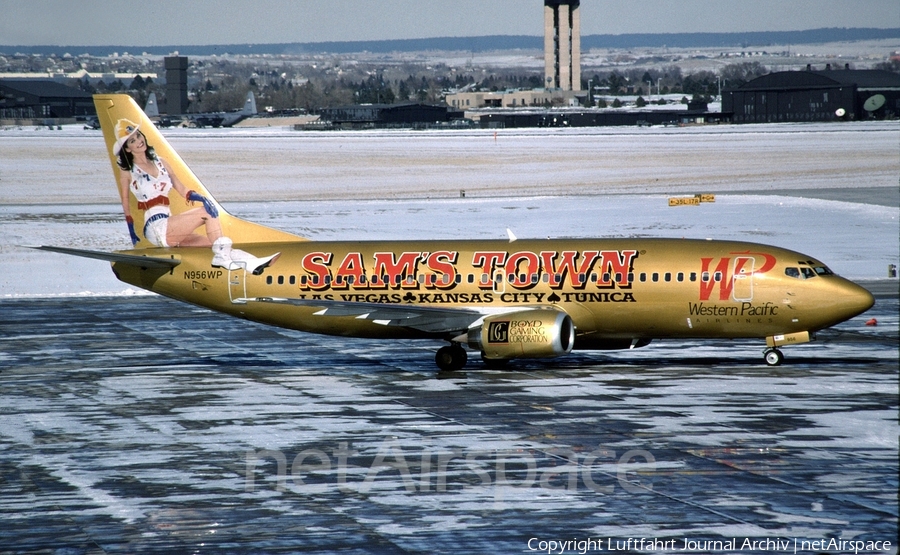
left=2, top=0, right=898, bottom=46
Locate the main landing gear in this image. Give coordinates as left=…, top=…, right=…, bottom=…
left=435, top=343, right=467, bottom=372
left=763, top=348, right=784, bottom=366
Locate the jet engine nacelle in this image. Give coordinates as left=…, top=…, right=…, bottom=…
left=467, top=309, right=575, bottom=360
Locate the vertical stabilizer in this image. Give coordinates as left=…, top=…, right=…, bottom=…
left=144, top=92, right=160, bottom=118
left=243, top=91, right=257, bottom=115
left=94, top=94, right=304, bottom=248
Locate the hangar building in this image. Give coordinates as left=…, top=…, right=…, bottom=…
left=318, top=103, right=464, bottom=128
left=0, top=79, right=94, bottom=121
left=723, top=68, right=900, bottom=123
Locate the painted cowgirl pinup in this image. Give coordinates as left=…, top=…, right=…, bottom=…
left=114, top=119, right=278, bottom=274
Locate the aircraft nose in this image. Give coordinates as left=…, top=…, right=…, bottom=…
left=837, top=280, right=875, bottom=319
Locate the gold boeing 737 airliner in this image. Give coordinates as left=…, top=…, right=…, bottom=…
left=40, top=94, right=874, bottom=372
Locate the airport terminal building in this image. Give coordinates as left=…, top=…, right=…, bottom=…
left=723, top=68, right=900, bottom=123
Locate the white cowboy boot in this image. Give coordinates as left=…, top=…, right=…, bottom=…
left=212, top=237, right=280, bottom=275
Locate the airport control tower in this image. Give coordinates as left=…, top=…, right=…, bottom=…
left=544, top=0, right=581, bottom=91
left=164, top=55, right=189, bottom=115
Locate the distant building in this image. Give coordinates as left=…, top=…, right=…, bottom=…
left=476, top=105, right=718, bottom=129
left=0, top=69, right=157, bottom=84
left=446, top=89, right=580, bottom=109
left=544, top=0, right=581, bottom=91
left=0, top=79, right=94, bottom=120
left=319, top=103, right=464, bottom=128
left=723, top=68, right=900, bottom=123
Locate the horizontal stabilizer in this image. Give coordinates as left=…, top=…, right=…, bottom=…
left=34, top=246, right=181, bottom=269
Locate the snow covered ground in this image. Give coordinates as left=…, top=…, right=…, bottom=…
left=0, top=121, right=897, bottom=296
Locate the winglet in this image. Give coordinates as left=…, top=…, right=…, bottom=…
left=507, top=228, right=518, bottom=243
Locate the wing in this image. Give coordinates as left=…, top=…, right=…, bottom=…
left=34, top=246, right=181, bottom=269
left=245, top=297, right=485, bottom=334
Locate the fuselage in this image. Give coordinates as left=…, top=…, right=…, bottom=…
left=111, top=237, right=875, bottom=349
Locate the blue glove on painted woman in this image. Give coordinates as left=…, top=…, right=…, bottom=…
left=187, top=190, right=219, bottom=218
left=125, top=215, right=140, bottom=245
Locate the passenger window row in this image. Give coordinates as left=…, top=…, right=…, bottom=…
left=263, top=271, right=711, bottom=286
left=639, top=272, right=703, bottom=283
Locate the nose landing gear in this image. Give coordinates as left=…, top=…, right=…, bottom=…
left=764, top=348, right=784, bottom=366
left=763, top=331, right=811, bottom=366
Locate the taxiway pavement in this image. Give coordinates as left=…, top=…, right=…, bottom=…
left=0, top=284, right=896, bottom=554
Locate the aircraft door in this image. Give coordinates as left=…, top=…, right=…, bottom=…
left=731, top=256, right=755, bottom=302
left=493, top=270, right=506, bottom=294
left=228, top=268, right=248, bottom=304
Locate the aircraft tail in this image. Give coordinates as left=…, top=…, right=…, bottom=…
left=94, top=94, right=304, bottom=249
left=242, top=91, right=257, bottom=115
left=144, top=92, right=160, bottom=118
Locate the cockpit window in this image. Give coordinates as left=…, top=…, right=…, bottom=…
left=814, top=266, right=833, bottom=276
left=785, top=266, right=819, bottom=279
